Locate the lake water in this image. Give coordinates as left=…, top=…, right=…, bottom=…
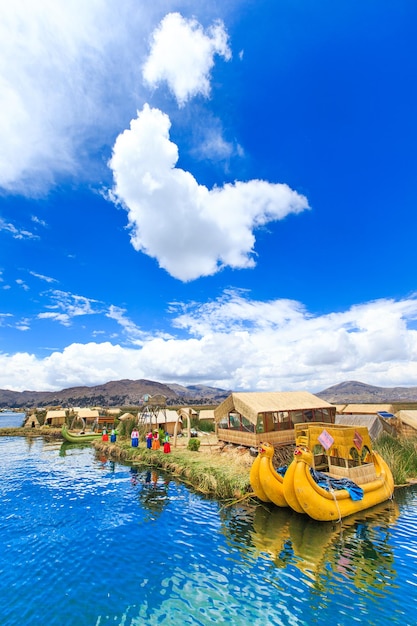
left=0, top=411, right=26, bottom=428
left=1, top=436, right=417, bottom=626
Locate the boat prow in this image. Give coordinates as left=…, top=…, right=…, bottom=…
left=61, top=424, right=102, bottom=443
left=250, top=442, right=288, bottom=507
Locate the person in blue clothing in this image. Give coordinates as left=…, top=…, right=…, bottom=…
left=131, top=427, right=139, bottom=447
left=146, top=430, right=153, bottom=449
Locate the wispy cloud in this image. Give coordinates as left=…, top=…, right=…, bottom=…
left=0, top=218, right=38, bottom=240
left=16, top=279, right=29, bottom=291
left=38, top=290, right=102, bottom=325
left=29, top=271, right=58, bottom=283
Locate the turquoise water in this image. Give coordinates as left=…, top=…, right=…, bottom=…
left=1, top=436, right=417, bottom=626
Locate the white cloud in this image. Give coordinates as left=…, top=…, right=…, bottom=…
left=109, top=105, right=310, bottom=281
left=143, top=13, right=231, bottom=106
left=1, top=293, right=417, bottom=393
left=0, top=218, right=38, bottom=240
left=0, top=0, right=154, bottom=195
left=29, top=272, right=57, bottom=283
left=37, top=290, right=101, bottom=325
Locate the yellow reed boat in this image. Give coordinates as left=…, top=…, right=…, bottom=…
left=249, top=441, right=288, bottom=507
left=251, top=423, right=394, bottom=521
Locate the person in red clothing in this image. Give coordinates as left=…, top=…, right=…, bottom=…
left=102, top=427, right=108, bottom=442
left=163, top=432, right=171, bottom=454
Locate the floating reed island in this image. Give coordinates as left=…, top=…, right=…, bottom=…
left=92, top=435, right=255, bottom=501
left=92, top=430, right=417, bottom=502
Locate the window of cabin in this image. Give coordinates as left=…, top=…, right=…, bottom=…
left=264, top=412, right=275, bottom=432
left=291, top=410, right=304, bottom=424
left=256, top=414, right=265, bottom=433
left=229, top=412, right=241, bottom=431
left=218, top=416, right=229, bottom=429
left=273, top=411, right=291, bottom=431
left=241, top=415, right=255, bottom=433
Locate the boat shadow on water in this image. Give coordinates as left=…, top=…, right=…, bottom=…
left=223, top=498, right=399, bottom=592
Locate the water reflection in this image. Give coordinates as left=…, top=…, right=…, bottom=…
left=223, top=499, right=399, bottom=595
left=130, top=467, right=170, bottom=520
left=59, top=441, right=93, bottom=456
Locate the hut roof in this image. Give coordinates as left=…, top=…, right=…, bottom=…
left=341, top=403, right=394, bottom=415
left=397, top=410, right=417, bottom=430
left=76, top=409, right=100, bottom=419
left=46, top=410, right=66, bottom=419
left=335, top=414, right=384, bottom=441
left=199, top=409, right=215, bottom=421
left=119, top=412, right=135, bottom=421
left=180, top=407, right=198, bottom=416
left=214, top=391, right=334, bottom=426
left=156, top=409, right=181, bottom=424
left=333, top=404, right=348, bottom=413
left=107, top=408, right=121, bottom=415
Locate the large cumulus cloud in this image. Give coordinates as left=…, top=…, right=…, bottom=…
left=109, top=105, right=309, bottom=281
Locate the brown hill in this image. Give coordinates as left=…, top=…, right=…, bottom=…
left=317, top=380, right=417, bottom=404
left=0, top=379, right=230, bottom=409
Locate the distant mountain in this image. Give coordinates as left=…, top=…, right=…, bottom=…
left=317, top=380, right=417, bottom=404
left=0, top=379, right=230, bottom=409
left=3, top=377, right=416, bottom=410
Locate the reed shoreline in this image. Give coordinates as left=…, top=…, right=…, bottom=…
left=92, top=437, right=254, bottom=501
left=2, top=427, right=417, bottom=499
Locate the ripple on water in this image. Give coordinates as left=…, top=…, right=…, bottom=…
left=1, top=439, right=417, bottom=626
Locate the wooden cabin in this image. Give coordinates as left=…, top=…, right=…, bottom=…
left=214, top=391, right=336, bottom=447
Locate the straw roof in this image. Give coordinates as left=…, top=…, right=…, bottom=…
left=341, top=404, right=394, bottom=415
left=214, top=391, right=335, bottom=426
left=76, top=409, right=100, bottom=419
left=181, top=407, right=198, bottom=416
left=335, top=414, right=384, bottom=441
left=199, top=409, right=215, bottom=421
left=333, top=404, right=348, bottom=414
left=46, top=410, right=66, bottom=419
left=156, top=409, right=181, bottom=424
left=119, top=412, right=135, bottom=421
left=397, top=410, right=417, bottom=431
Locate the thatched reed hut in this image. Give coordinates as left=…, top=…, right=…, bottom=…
left=44, top=410, right=66, bottom=427
left=395, top=410, right=417, bottom=436
left=214, top=391, right=335, bottom=447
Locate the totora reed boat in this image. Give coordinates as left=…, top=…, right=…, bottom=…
left=250, top=422, right=394, bottom=521
left=61, top=424, right=102, bottom=443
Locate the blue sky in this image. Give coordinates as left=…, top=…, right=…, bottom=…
left=1, top=0, right=417, bottom=393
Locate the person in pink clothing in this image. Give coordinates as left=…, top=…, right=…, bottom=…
left=131, top=428, right=139, bottom=447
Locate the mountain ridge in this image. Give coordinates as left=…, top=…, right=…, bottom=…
left=0, top=379, right=231, bottom=409
left=316, top=380, right=417, bottom=403
left=1, top=379, right=417, bottom=409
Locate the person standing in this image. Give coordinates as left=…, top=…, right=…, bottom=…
left=102, top=427, right=109, bottom=442
left=152, top=430, right=160, bottom=450
left=131, top=427, right=139, bottom=447
left=110, top=427, right=116, bottom=443
left=163, top=432, right=171, bottom=454
left=146, top=431, right=153, bottom=449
